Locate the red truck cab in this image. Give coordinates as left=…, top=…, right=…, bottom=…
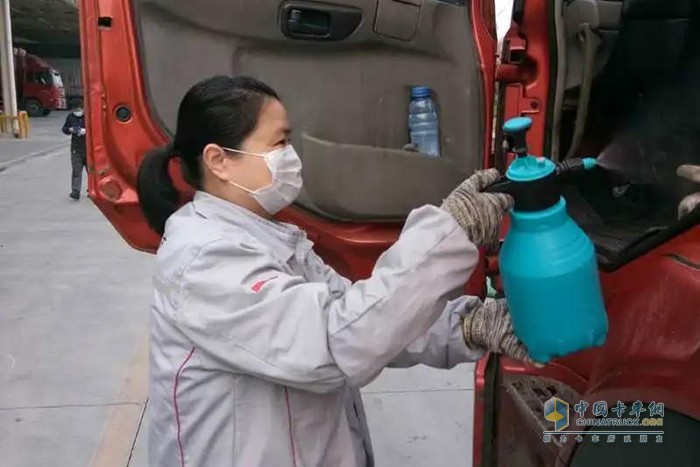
left=79, top=0, right=700, bottom=465
left=10, top=49, right=66, bottom=117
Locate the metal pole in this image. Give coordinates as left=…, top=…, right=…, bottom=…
left=0, top=0, right=18, bottom=135
left=0, top=0, right=9, bottom=114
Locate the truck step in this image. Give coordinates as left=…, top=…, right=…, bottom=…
left=504, top=374, right=581, bottom=448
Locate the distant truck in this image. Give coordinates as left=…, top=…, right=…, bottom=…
left=48, top=58, right=83, bottom=110
left=0, top=48, right=66, bottom=117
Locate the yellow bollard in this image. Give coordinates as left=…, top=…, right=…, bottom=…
left=0, top=113, right=29, bottom=138
left=18, top=111, right=29, bottom=139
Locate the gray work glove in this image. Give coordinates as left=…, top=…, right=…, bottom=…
left=462, top=298, right=531, bottom=362
left=677, top=164, right=700, bottom=219
left=441, top=169, right=514, bottom=248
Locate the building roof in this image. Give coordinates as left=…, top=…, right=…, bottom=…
left=11, top=0, right=79, bottom=46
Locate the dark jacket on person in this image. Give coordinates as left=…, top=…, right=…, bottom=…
left=62, top=112, right=87, bottom=154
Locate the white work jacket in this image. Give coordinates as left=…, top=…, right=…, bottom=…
left=148, top=191, right=484, bottom=467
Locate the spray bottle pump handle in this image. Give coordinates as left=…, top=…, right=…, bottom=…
left=485, top=177, right=514, bottom=194
left=486, top=117, right=533, bottom=194
left=503, top=117, right=532, bottom=157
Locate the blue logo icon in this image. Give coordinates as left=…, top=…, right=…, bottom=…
left=544, top=397, right=569, bottom=431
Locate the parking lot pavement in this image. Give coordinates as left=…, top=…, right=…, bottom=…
left=0, top=112, right=70, bottom=169
left=0, top=147, right=153, bottom=467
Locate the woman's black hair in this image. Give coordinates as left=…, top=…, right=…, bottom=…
left=136, top=75, right=279, bottom=235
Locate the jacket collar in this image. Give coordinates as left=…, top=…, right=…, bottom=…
left=191, top=191, right=312, bottom=264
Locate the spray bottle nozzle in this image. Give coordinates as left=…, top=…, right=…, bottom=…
left=556, top=157, right=597, bottom=175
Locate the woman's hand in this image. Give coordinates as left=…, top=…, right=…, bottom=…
left=462, top=298, right=538, bottom=364
left=677, top=164, right=700, bottom=219
left=441, top=169, right=513, bottom=248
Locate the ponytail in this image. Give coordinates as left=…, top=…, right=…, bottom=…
left=137, top=144, right=179, bottom=236
left=136, top=75, right=280, bottom=236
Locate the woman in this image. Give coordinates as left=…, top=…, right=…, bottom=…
left=137, top=75, right=532, bottom=467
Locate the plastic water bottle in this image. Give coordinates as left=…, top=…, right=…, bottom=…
left=408, top=86, right=440, bottom=157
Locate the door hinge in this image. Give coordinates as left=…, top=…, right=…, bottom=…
left=496, top=30, right=542, bottom=116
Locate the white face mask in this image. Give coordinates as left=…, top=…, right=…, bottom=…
left=73, top=109, right=84, bottom=117
left=223, top=145, right=303, bottom=214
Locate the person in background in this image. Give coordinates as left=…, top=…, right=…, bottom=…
left=62, top=99, right=87, bottom=200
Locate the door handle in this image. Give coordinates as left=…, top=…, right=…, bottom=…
left=280, top=1, right=362, bottom=41
left=287, top=8, right=331, bottom=37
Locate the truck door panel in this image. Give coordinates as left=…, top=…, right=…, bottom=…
left=136, top=0, right=486, bottom=221
left=82, top=0, right=496, bottom=291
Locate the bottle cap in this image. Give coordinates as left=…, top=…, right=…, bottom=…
left=411, top=86, right=431, bottom=98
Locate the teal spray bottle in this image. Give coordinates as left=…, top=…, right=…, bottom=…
left=487, top=117, right=608, bottom=363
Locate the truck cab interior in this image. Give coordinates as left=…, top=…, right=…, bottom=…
left=536, top=0, right=700, bottom=269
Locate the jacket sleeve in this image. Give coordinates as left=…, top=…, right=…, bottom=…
left=170, top=205, right=479, bottom=393
left=62, top=114, right=73, bottom=135
left=306, top=242, right=485, bottom=370
left=387, top=295, right=485, bottom=369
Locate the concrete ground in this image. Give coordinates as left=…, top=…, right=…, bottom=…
left=0, top=112, right=70, bottom=168
left=0, top=114, right=477, bottom=467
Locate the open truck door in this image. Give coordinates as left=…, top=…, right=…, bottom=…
left=79, top=0, right=497, bottom=294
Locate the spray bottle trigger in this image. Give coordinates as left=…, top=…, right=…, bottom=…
left=484, top=177, right=514, bottom=194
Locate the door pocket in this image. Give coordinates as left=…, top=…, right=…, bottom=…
left=298, top=133, right=467, bottom=221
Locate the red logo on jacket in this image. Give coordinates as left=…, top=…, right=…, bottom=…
left=251, top=276, right=277, bottom=293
